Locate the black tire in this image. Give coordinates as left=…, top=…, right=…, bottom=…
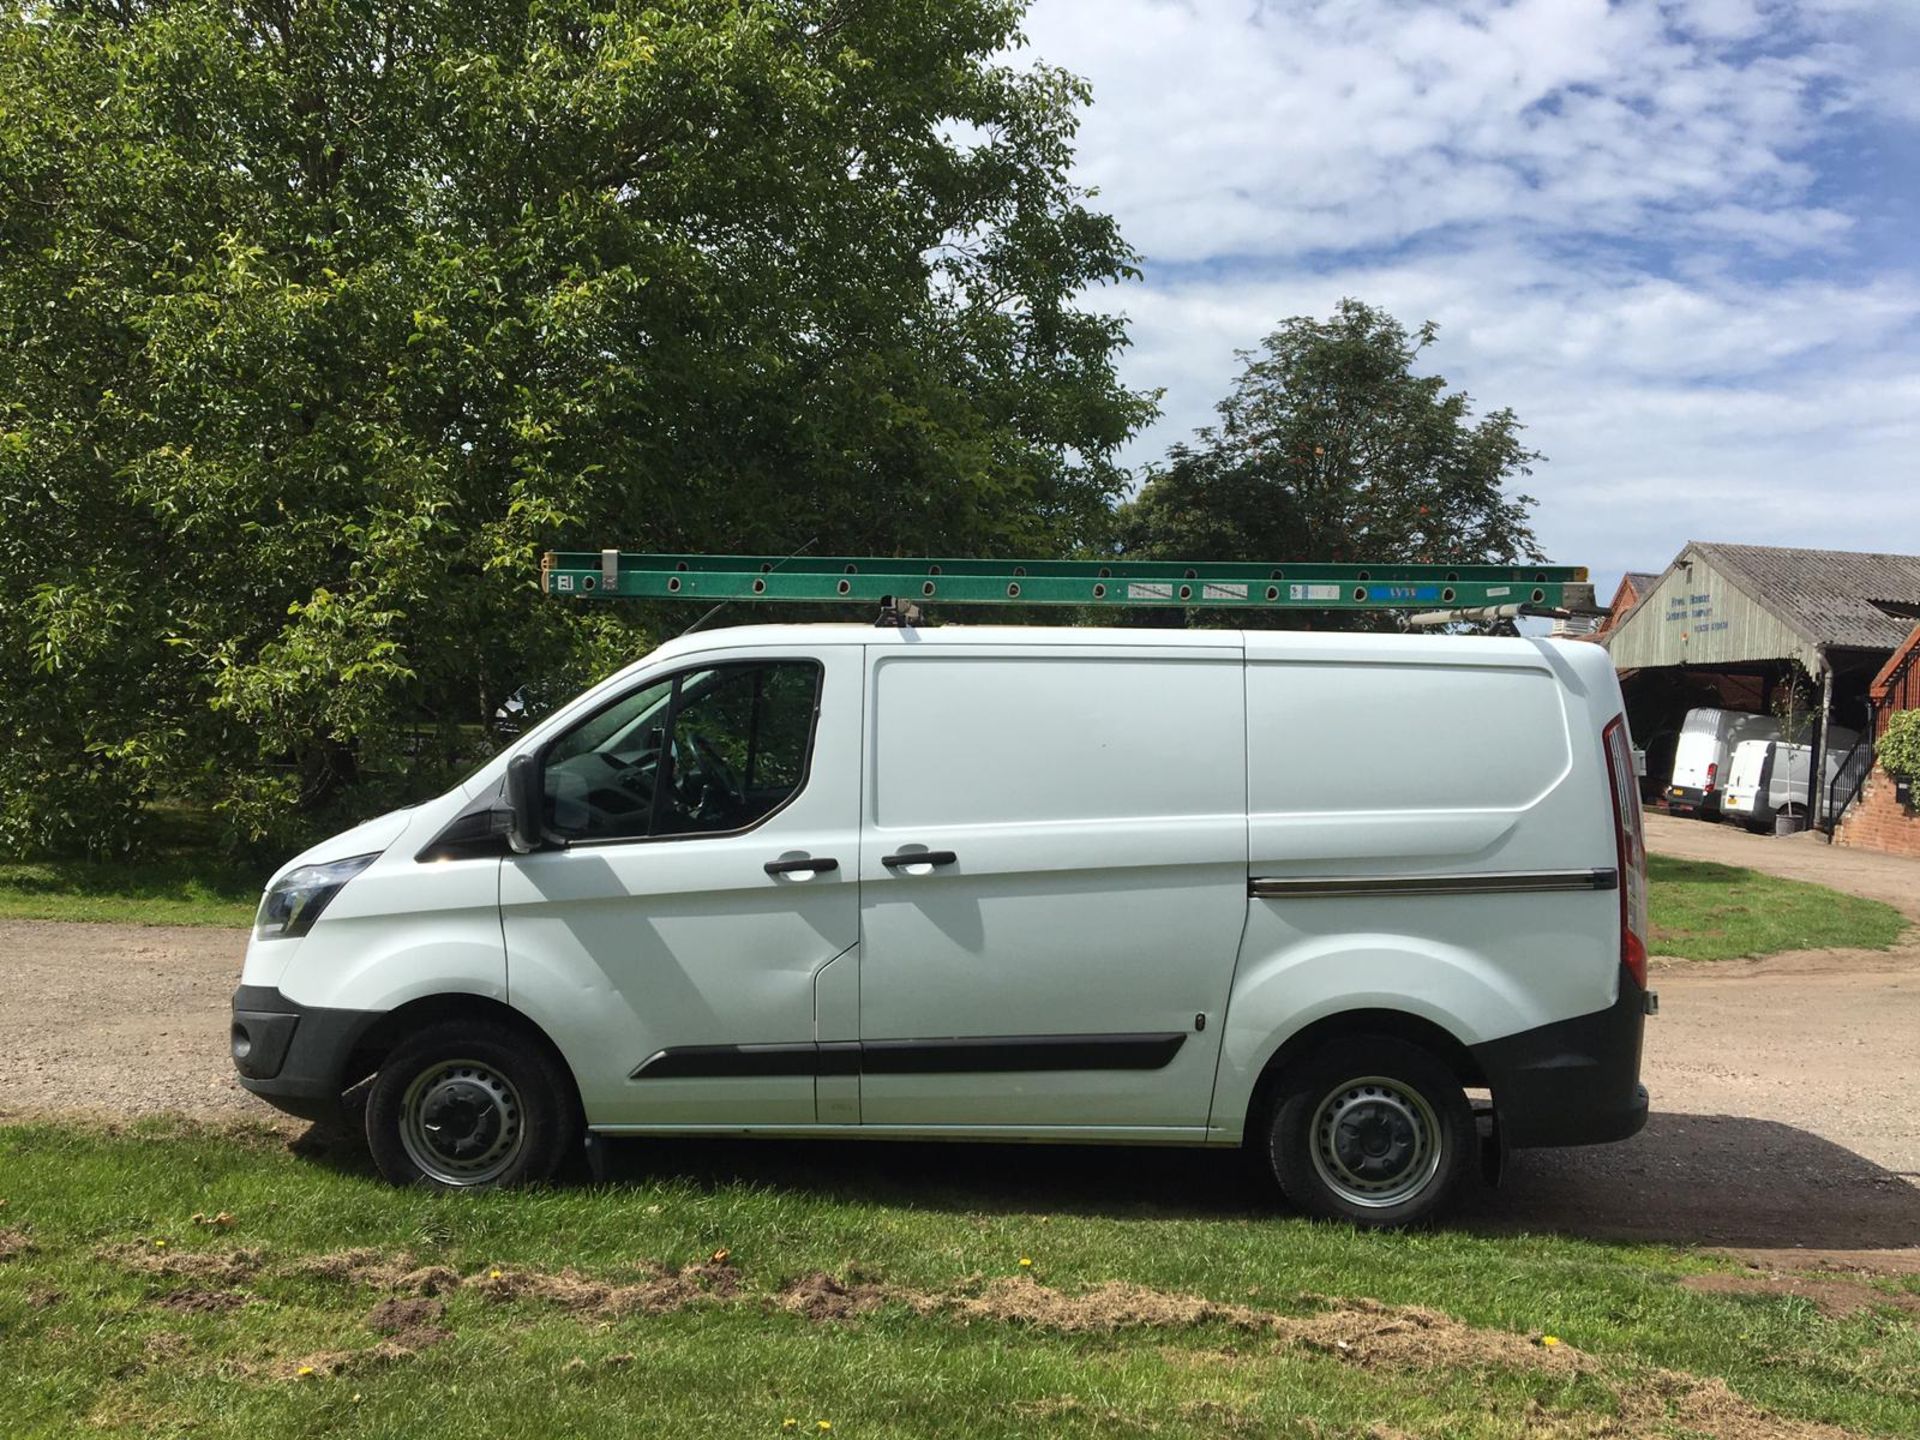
left=1265, top=1035, right=1474, bottom=1228
left=364, top=1019, right=579, bottom=1191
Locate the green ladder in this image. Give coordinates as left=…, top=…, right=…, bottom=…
left=542, top=552, right=1592, bottom=614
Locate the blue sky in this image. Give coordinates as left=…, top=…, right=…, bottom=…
left=1019, top=0, right=1920, bottom=595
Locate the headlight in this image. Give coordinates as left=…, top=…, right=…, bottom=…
left=254, top=853, right=380, bottom=941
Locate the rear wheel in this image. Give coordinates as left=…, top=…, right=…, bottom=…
left=365, top=1020, right=578, bottom=1190
left=1265, top=1036, right=1474, bottom=1228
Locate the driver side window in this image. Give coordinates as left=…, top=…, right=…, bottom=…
left=543, top=661, right=821, bottom=843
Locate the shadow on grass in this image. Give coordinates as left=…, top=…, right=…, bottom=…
left=1647, top=855, right=1751, bottom=886
left=292, top=1107, right=1920, bottom=1248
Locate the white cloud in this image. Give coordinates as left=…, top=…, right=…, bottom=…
left=1018, top=0, right=1920, bottom=587
left=1024, top=0, right=1866, bottom=265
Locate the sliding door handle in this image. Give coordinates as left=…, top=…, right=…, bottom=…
left=881, top=850, right=957, bottom=869
left=764, top=856, right=839, bottom=876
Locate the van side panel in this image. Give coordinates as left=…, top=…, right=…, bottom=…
left=1212, top=638, right=1622, bottom=1141
left=855, top=646, right=1247, bottom=1129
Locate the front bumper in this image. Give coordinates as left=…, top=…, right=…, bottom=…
left=230, top=985, right=382, bottom=1122
left=1470, top=967, right=1652, bottom=1149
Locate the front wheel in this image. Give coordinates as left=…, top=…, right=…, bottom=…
left=1265, top=1036, right=1475, bottom=1228
left=365, top=1020, right=579, bottom=1190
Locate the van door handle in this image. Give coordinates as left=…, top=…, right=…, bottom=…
left=881, top=850, right=957, bottom=869
left=764, top=856, right=839, bottom=876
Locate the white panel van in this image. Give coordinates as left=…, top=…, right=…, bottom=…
left=1721, top=728, right=1862, bottom=830
left=1666, top=707, right=1780, bottom=818
left=232, top=626, right=1653, bottom=1226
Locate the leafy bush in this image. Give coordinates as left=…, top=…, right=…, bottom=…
left=1880, top=709, right=1920, bottom=783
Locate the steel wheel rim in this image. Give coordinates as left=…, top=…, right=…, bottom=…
left=398, top=1057, right=526, bottom=1186
left=1308, top=1075, right=1444, bottom=1209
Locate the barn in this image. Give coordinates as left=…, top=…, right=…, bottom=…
left=1599, top=541, right=1920, bottom=829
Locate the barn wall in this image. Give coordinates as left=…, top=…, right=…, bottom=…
left=1835, top=764, right=1920, bottom=858
left=1601, top=552, right=1820, bottom=672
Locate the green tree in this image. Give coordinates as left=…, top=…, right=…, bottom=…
left=0, top=0, right=1152, bottom=858
left=1115, top=299, right=1542, bottom=612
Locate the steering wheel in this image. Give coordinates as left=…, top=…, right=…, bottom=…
left=672, top=737, right=737, bottom=817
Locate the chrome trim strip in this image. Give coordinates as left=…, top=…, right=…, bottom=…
left=1251, top=868, right=1618, bottom=899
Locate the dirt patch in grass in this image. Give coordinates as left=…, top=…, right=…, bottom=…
left=274, top=1336, right=435, bottom=1382
left=777, top=1270, right=897, bottom=1322
left=1626, top=1370, right=1874, bottom=1440
left=97, top=1243, right=264, bottom=1285
left=471, top=1258, right=742, bottom=1318
left=153, top=1287, right=250, bottom=1315
left=366, top=1296, right=444, bottom=1334
left=948, top=1276, right=1249, bottom=1333
left=1710, top=1247, right=1920, bottom=1280
left=944, top=1278, right=1590, bottom=1376
left=0, top=1227, right=33, bottom=1261
left=289, top=1249, right=462, bottom=1295
left=363, top=1295, right=454, bottom=1348
left=1682, top=1270, right=1920, bottom=1319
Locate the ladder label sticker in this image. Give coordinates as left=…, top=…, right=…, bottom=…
left=1487, top=586, right=1510, bottom=597
left=1128, top=582, right=1175, bottom=601
left=1382, top=585, right=1440, bottom=601
left=1289, top=583, right=1341, bottom=601
left=1202, top=582, right=1248, bottom=601
left=556, top=575, right=575, bottom=592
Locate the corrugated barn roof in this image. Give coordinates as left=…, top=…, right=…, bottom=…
left=1691, top=542, right=1920, bottom=652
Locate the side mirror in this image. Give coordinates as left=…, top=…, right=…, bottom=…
left=505, top=754, right=544, bottom=854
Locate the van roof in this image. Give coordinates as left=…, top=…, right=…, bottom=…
left=635, top=622, right=1605, bottom=674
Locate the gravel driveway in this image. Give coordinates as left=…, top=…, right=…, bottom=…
left=4, top=815, right=1917, bottom=1253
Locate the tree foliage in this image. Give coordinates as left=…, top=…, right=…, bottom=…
left=0, top=0, right=1152, bottom=857
left=1116, top=299, right=1542, bottom=617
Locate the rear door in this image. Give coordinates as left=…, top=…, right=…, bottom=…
left=853, top=639, right=1247, bottom=1131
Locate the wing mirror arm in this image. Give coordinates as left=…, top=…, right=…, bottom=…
left=505, top=753, right=545, bottom=854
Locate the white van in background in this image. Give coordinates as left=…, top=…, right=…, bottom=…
left=1721, top=728, right=1861, bottom=831
left=1666, top=707, right=1780, bottom=818
left=231, top=625, right=1653, bottom=1227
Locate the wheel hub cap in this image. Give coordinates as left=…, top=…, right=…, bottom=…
left=1309, top=1076, right=1444, bottom=1209
left=399, top=1060, right=524, bottom=1185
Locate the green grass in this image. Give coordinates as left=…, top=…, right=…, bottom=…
left=0, top=856, right=263, bottom=927
left=1647, top=855, right=1909, bottom=961
left=1, top=1120, right=1916, bottom=1438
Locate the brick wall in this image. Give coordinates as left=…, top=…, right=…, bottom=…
left=1835, top=763, right=1920, bottom=858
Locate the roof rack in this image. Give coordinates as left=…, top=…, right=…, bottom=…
left=542, top=552, right=1593, bottom=614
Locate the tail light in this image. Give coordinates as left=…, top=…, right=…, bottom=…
left=1704, top=761, right=1718, bottom=793
left=1603, top=715, right=1650, bottom=989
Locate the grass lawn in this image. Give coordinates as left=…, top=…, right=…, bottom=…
left=1, top=1120, right=1917, bottom=1439
left=1646, top=855, right=1908, bottom=961
left=0, top=856, right=264, bottom=927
